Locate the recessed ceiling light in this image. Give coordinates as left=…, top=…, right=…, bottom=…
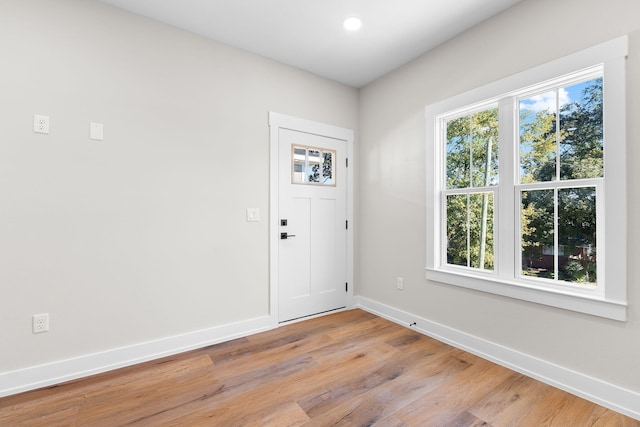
left=343, top=16, right=362, bottom=32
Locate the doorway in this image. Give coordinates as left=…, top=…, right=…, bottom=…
left=269, top=113, right=354, bottom=323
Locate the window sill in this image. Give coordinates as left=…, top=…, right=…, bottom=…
left=425, top=268, right=627, bottom=321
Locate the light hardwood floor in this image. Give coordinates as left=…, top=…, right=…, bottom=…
left=1, top=309, right=638, bottom=426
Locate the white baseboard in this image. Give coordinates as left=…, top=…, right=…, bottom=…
left=0, top=315, right=275, bottom=398
left=355, top=296, right=640, bottom=421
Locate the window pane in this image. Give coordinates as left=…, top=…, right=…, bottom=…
left=558, top=187, right=596, bottom=285
left=446, top=117, right=470, bottom=189
left=308, top=150, right=321, bottom=183
left=469, top=192, right=494, bottom=270
left=559, top=78, right=603, bottom=180
left=293, top=147, right=307, bottom=183
left=519, top=90, right=557, bottom=183
left=446, top=194, right=468, bottom=267
left=321, top=151, right=334, bottom=185
left=471, top=109, right=499, bottom=187
left=447, top=109, right=499, bottom=190
left=521, top=189, right=555, bottom=279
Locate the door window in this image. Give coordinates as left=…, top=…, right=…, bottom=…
left=292, top=145, right=335, bottom=186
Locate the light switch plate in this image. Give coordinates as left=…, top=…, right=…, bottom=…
left=247, top=208, right=260, bottom=222
left=90, top=122, right=104, bottom=141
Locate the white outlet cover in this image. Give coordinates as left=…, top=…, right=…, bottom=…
left=32, top=313, right=50, bottom=333
left=33, top=114, right=50, bottom=134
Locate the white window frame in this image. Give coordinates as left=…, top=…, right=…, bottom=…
left=425, top=36, right=628, bottom=321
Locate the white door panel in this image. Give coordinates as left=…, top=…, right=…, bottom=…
left=278, top=128, right=347, bottom=322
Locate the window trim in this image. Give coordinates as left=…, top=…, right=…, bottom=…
left=425, top=36, right=628, bottom=321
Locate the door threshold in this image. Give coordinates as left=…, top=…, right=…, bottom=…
left=279, top=306, right=347, bottom=324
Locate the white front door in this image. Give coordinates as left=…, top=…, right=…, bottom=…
left=277, top=127, right=348, bottom=322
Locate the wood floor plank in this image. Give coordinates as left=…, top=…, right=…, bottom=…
left=467, top=370, right=551, bottom=425
left=442, top=410, right=492, bottom=427
left=370, top=414, right=408, bottom=427
left=394, top=355, right=536, bottom=425
left=17, top=406, right=80, bottom=427
left=299, top=328, right=463, bottom=421
left=75, top=359, right=220, bottom=426
left=0, top=309, right=638, bottom=426
left=304, top=350, right=473, bottom=426
left=588, top=405, right=640, bottom=427
left=521, top=387, right=618, bottom=426
left=210, top=333, right=327, bottom=381
left=241, top=401, right=310, bottom=427
left=0, top=396, right=80, bottom=426
left=306, top=323, right=404, bottom=365
left=130, top=339, right=399, bottom=425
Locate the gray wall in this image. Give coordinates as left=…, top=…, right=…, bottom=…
left=0, top=0, right=357, bottom=371
left=357, top=0, right=640, bottom=392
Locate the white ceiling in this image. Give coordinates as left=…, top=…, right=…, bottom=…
left=98, top=0, right=523, bottom=88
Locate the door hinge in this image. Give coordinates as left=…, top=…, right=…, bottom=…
left=346, top=158, right=349, bottom=168
left=346, top=282, right=348, bottom=292
left=345, top=220, right=348, bottom=230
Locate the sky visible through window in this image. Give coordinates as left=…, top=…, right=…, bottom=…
left=520, top=80, right=589, bottom=114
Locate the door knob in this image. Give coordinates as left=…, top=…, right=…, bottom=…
left=280, top=232, right=296, bottom=240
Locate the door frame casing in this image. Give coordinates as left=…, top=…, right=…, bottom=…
left=268, top=112, right=354, bottom=325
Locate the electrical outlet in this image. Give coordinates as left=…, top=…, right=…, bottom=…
left=33, top=115, right=50, bottom=134
left=396, top=277, right=404, bottom=290
left=32, top=313, right=49, bottom=334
